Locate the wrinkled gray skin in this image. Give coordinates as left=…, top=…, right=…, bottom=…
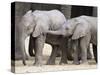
left=18, top=9, right=68, bottom=66
left=47, top=15, right=97, bottom=64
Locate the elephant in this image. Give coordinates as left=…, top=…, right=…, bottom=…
left=17, top=9, right=69, bottom=66
left=47, top=15, right=97, bottom=64
left=31, top=9, right=72, bottom=66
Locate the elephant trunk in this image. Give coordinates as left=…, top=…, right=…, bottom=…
left=18, top=33, right=27, bottom=65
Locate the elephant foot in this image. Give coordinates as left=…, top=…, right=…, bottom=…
left=73, top=61, right=80, bottom=65
left=80, top=61, right=88, bottom=65
left=59, top=60, right=68, bottom=65
left=59, top=62, right=67, bottom=65
left=46, top=61, right=55, bottom=65
left=33, top=63, right=42, bottom=66
left=22, top=54, right=28, bottom=65
left=33, top=62, right=43, bottom=66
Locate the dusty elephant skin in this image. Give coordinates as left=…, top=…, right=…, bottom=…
left=47, top=15, right=97, bottom=64
left=14, top=9, right=69, bottom=66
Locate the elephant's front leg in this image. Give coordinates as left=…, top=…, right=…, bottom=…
left=87, top=45, right=92, bottom=59
left=46, top=45, right=58, bottom=65
left=80, top=34, right=91, bottom=64
left=34, top=34, right=46, bottom=66
left=72, top=40, right=80, bottom=65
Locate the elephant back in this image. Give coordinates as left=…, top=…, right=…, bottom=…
left=32, top=10, right=67, bottom=37
left=48, top=10, right=67, bottom=30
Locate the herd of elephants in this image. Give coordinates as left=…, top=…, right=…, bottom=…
left=15, top=9, right=97, bottom=66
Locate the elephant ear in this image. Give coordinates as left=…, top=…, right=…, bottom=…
left=32, top=21, right=49, bottom=37
left=71, top=18, right=89, bottom=40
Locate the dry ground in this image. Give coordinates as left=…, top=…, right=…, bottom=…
left=11, top=56, right=97, bottom=73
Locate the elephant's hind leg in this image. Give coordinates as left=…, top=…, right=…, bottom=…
left=59, top=39, right=68, bottom=65
left=28, top=34, right=35, bottom=57
left=87, top=45, right=92, bottom=59
left=72, top=40, right=80, bottom=65
left=93, top=44, right=97, bottom=63
left=46, top=45, right=58, bottom=65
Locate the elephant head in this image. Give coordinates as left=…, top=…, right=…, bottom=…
left=20, top=10, right=36, bottom=36
left=66, top=16, right=90, bottom=40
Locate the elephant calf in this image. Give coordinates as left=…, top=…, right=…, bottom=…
left=16, top=9, right=69, bottom=66
left=47, top=15, right=97, bottom=64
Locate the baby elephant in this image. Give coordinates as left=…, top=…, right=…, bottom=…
left=47, top=15, right=97, bottom=64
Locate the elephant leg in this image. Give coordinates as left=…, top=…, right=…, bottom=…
left=46, top=45, right=58, bottom=65
left=34, top=34, right=46, bottom=66
left=59, top=39, right=68, bottom=65
left=67, top=40, right=73, bottom=60
left=93, top=44, right=97, bottom=63
left=78, top=45, right=81, bottom=60
left=87, top=45, right=92, bottom=59
left=80, top=34, right=91, bottom=64
left=28, top=34, right=35, bottom=56
left=78, top=44, right=92, bottom=60
left=72, top=40, right=80, bottom=65
left=56, top=47, right=61, bottom=57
